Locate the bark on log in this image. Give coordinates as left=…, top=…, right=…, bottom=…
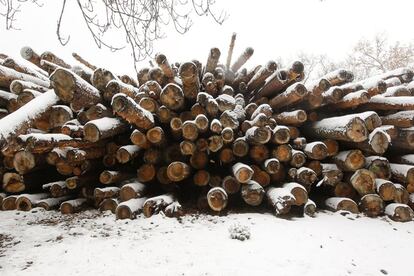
left=304, top=115, right=368, bottom=143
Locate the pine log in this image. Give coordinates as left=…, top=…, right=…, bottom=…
left=358, top=194, right=384, bottom=217
left=322, top=69, right=354, bottom=86
left=83, top=117, right=128, bottom=142
left=365, top=156, right=391, bottom=180
left=304, top=199, right=317, bottom=217
left=36, top=196, right=72, bottom=211
left=290, top=149, right=306, bottom=168
left=332, top=150, right=365, bottom=172
left=2, top=195, right=17, bottom=210
left=179, top=62, right=200, bottom=101
left=94, top=186, right=120, bottom=204
left=116, top=197, right=147, bottom=219
left=98, top=198, right=119, bottom=213
left=207, top=187, right=228, bottom=211
left=389, top=163, right=414, bottom=190
left=303, top=141, right=327, bottom=160
left=349, top=169, right=376, bottom=196
left=111, top=93, right=154, bottom=130
left=0, top=64, right=49, bottom=89
left=304, top=115, right=368, bottom=143
left=385, top=203, right=413, bottom=222
left=15, top=193, right=48, bottom=211
left=13, top=150, right=47, bottom=174
left=66, top=173, right=100, bottom=190
left=231, top=47, right=254, bottom=72
left=247, top=61, right=278, bottom=92
left=231, top=162, right=253, bottom=183
left=266, top=187, right=296, bottom=215
left=137, top=164, right=156, bottom=183
left=283, top=182, right=308, bottom=206
left=268, top=82, right=307, bottom=109
left=143, top=194, right=175, bottom=217
left=325, top=197, right=359, bottom=213
left=241, top=180, right=265, bottom=206
left=381, top=111, right=414, bottom=128
left=245, top=126, right=272, bottom=145
left=393, top=184, right=409, bottom=204
left=60, top=198, right=88, bottom=214
left=375, top=179, right=396, bottom=201
left=99, top=170, right=134, bottom=185
left=166, top=161, right=191, bottom=182
left=50, top=68, right=101, bottom=111
left=320, top=163, right=343, bottom=186
left=20, top=46, right=41, bottom=67
left=273, top=110, right=307, bottom=125
left=0, top=90, right=59, bottom=147
left=10, top=80, right=48, bottom=94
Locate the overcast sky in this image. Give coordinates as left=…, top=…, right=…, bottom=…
left=1, top=0, right=414, bottom=76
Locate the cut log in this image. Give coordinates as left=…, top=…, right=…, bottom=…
left=0, top=64, right=50, bottom=89
left=231, top=47, right=254, bottom=73
left=143, top=194, right=175, bottom=217
left=389, top=163, right=414, bottom=190
left=116, top=198, right=147, bottom=219
left=241, top=180, right=265, bottom=206
left=332, top=150, right=365, bottom=172
left=2, top=195, right=18, bottom=210
left=60, top=198, right=88, bottom=214
left=359, top=194, right=384, bottom=217
left=50, top=68, right=102, bottom=111
left=325, top=197, right=359, bottom=213
left=83, top=117, right=128, bottom=142
left=16, top=193, right=48, bottom=211
left=375, top=179, right=396, bottom=201
left=320, top=163, right=343, bottom=186
left=167, top=161, right=191, bottom=182
left=207, top=187, right=228, bottom=211
left=232, top=162, right=253, bottom=183
left=365, top=156, right=391, bottom=180
left=393, top=184, right=409, bottom=204
left=0, top=90, right=59, bottom=147
left=179, top=62, right=200, bottom=100
left=282, top=182, right=308, bottom=206
left=266, top=187, right=296, bottom=215
left=349, top=169, right=376, bottom=196
left=304, top=115, right=368, bottom=143
left=36, top=196, right=72, bottom=211
left=99, top=170, right=134, bottom=185
left=384, top=203, right=413, bottom=222
left=111, top=93, right=154, bottom=130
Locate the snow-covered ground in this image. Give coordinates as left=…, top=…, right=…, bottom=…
left=0, top=209, right=413, bottom=276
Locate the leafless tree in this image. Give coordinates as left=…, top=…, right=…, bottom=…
left=0, top=0, right=227, bottom=70
left=345, top=33, right=414, bottom=80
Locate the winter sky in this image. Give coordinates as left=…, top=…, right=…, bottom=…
left=1, top=0, right=413, bottom=75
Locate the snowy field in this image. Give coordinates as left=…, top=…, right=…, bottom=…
left=0, top=210, right=413, bottom=276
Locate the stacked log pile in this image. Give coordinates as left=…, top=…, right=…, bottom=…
left=1, top=40, right=414, bottom=223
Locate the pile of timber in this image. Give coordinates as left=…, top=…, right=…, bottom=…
left=1, top=40, right=414, bottom=223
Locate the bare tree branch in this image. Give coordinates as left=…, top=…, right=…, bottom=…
left=0, top=0, right=227, bottom=70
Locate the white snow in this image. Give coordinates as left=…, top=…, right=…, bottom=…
left=18, top=133, right=72, bottom=143
left=369, top=95, right=414, bottom=106
left=85, top=117, right=125, bottom=132
left=2, top=210, right=412, bottom=275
